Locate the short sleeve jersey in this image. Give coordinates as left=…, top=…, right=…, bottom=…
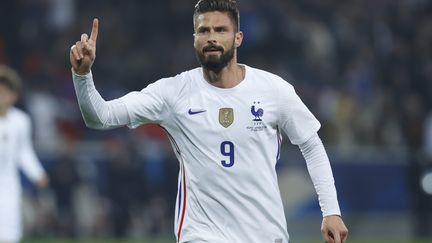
left=120, top=65, right=320, bottom=243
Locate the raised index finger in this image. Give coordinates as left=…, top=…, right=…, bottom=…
left=90, top=18, right=99, bottom=42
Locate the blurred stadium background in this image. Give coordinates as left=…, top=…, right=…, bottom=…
left=1, top=0, right=432, bottom=242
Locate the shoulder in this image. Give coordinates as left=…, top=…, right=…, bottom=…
left=246, top=65, right=295, bottom=92
left=9, top=107, right=31, bottom=127
left=152, top=67, right=200, bottom=86
left=144, top=67, right=201, bottom=93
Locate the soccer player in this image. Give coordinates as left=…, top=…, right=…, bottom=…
left=0, top=65, right=49, bottom=243
left=70, top=0, right=348, bottom=242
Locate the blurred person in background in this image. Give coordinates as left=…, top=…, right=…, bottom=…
left=0, top=65, right=48, bottom=243
left=70, top=0, right=347, bottom=243
left=103, top=136, right=142, bottom=238
left=417, top=107, right=432, bottom=237
left=48, top=138, right=80, bottom=238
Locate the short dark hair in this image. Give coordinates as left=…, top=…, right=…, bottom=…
left=0, top=65, right=22, bottom=94
left=194, top=0, right=240, bottom=31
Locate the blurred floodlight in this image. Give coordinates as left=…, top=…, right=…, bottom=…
left=421, top=171, right=432, bottom=195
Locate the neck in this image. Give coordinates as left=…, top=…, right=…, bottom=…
left=203, top=58, right=245, bottom=88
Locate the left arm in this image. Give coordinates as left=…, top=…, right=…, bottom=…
left=275, top=77, right=347, bottom=242
left=299, top=133, right=348, bottom=243
left=18, top=115, right=48, bottom=188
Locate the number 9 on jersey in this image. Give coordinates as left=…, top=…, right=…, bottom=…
left=220, top=141, right=234, bottom=167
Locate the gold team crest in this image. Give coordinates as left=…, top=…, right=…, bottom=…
left=219, top=108, right=234, bottom=128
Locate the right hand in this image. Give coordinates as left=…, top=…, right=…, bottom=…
left=70, top=18, right=99, bottom=75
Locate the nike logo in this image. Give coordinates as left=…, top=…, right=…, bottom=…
left=188, top=109, right=206, bottom=115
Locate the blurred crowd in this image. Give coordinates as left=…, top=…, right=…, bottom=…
left=1, top=0, right=432, bottom=239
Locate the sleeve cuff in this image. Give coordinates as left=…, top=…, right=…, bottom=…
left=71, top=68, right=92, bottom=79
left=323, top=210, right=342, bottom=217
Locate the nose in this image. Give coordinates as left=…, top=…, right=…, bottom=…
left=207, top=38, right=217, bottom=44
left=206, top=30, right=217, bottom=44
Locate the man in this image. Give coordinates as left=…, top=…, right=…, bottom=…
left=0, top=65, right=49, bottom=243
left=70, top=0, right=348, bottom=242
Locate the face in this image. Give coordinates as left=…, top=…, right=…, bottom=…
left=0, top=83, right=18, bottom=113
left=194, top=11, right=243, bottom=72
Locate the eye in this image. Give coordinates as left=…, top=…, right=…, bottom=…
left=197, top=27, right=210, bottom=34
left=215, top=27, right=227, bottom=33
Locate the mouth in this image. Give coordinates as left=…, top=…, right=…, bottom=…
left=203, top=46, right=223, bottom=54
left=205, top=50, right=221, bottom=55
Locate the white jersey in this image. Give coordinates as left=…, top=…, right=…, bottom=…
left=0, top=108, right=46, bottom=242
left=73, top=65, right=340, bottom=243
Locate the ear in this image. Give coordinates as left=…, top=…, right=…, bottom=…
left=234, top=31, right=243, bottom=48
left=193, top=33, right=197, bottom=49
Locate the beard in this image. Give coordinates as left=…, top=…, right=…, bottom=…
left=195, top=41, right=235, bottom=73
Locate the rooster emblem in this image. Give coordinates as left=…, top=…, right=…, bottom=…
left=251, top=102, right=264, bottom=121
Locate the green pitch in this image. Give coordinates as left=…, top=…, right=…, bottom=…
left=22, top=238, right=432, bottom=243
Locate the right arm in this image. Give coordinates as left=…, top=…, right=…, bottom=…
left=72, top=71, right=130, bottom=129
left=70, top=19, right=169, bottom=129
left=71, top=18, right=127, bottom=129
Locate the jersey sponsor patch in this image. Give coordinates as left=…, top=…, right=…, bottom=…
left=219, top=108, right=234, bottom=128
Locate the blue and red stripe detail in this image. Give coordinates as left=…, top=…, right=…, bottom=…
left=177, top=162, right=187, bottom=241
left=159, top=125, right=187, bottom=242
left=276, top=128, right=282, bottom=161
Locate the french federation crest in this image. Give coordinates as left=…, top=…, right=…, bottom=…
left=219, top=108, right=234, bottom=128
left=251, top=102, right=264, bottom=121
left=247, top=101, right=267, bottom=132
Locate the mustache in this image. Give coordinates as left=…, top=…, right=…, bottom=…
left=203, top=44, right=224, bottom=52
